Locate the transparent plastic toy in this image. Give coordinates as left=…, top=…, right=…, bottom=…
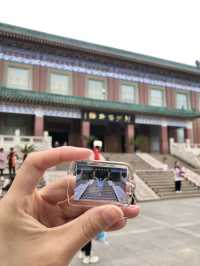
left=68, top=160, right=136, bottom=208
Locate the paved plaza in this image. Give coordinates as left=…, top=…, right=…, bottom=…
left=72, top=198, right=200, bottom=266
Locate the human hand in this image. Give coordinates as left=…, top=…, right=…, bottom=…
left=0, top=146, right=139, bottom=266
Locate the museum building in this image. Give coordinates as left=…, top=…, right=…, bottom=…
left=0, top=22, right=200, bottom=153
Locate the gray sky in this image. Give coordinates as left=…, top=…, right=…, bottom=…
left=0, top=0, right=200, bottom=66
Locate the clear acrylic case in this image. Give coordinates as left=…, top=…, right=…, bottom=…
left=68, top=160, right=136, bottom=208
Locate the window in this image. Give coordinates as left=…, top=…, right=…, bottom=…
left=49, top=73, right=71, bottom=95
left=150, top=88, right=164, bottom=107
left=7, top=66, right=30, bottom=90
left=176, top=93, right=188, bottom=109
left=88, top=79, right=106, bottom=100
left=121, top=83, right=137, bottom=103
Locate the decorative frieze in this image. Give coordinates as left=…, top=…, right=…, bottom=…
left=1, top=45, right=200, bottom=92
left=135, top=115, right=189, bottom=128
left=0, top=102, right=81, bottom=119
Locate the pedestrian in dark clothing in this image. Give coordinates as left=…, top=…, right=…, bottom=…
left=7, top=147, right=17, bottom=179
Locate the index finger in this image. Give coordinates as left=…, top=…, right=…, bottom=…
left=11, top=146, right=91, bottom=196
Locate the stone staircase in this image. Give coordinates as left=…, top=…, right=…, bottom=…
left=105, top=153, right=200, bottom=200
left=103, top=153, right=153, bottom=171
left=152, top=153, right=200, bottom=177
left=81, top=181, right=118, bottom=201
left=137, top=170, right=200, bottom=199
left=152, top=154, right=196, bottom=170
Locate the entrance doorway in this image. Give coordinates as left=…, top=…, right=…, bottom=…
left=150, top=126, right=160, bottom=152
left=49, top=131, right=68, bottom=147
left=44, top=116, right=70, bottom=147
left=135, top=124, right=150, bottom=152
left=135, top=124, right=163, bottom=153
left=90, top=124, right=105, bottom=151
left=0, top=113, right=34, bottom=135
left=90, top=122, right=126, bottom=152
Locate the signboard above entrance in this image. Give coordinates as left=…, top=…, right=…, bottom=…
left=83, top=111, right=134, bottom=123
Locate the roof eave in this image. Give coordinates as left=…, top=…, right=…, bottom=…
left=0, top=22, right=200, bottom=76
left=0, top=86, right=200, bottom=119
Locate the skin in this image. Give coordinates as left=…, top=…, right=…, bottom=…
left=0, top=146, right=140, bottom=266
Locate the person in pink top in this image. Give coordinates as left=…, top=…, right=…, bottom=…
left=0, top=148, right=6, bottom=177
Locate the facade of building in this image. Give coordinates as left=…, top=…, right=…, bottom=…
left=0, top=22, right=200, bottom=153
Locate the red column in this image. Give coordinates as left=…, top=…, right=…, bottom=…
left=107, top=78, right=120, bottom=101
left=0, top=60, right=4, bottom=85
left=81, top=121, right=90, bottom=147
left=193, top=119, right=200, bottom=144
left=73, top=72, right=85, bottom=97
left=160, top=126, right=169, bottom=154
left=34, top=116, right=44, bottom=136
left=32, top=66, right=40, bottom=91
left=184, top=121, right=193, bottom=143
left=125, top=124, right=135, bottom=153
left=184, top=128, right=193, bottom=142
left=172, top=127, right=178, bottom=142
left=139, top=83, right=149, bottom=105
left=39, top=67, right=48, bottom=92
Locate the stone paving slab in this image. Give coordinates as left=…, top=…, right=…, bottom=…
left=71, top=198, right=200, bottom=266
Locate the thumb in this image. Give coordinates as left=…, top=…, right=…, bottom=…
left=55, top=205, right=125, bottom=257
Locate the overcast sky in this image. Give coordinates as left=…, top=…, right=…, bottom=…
left=1, top=0, right=199, bottom=66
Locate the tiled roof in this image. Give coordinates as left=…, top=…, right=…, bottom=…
left=0, top=22, right=200, bottom=75
left=0, top=86, right=199, bottom=118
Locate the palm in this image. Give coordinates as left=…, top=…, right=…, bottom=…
left=25, top=177, right=83, bottom=227
left=34, top=189, right=67, bottom=227
left=1, top=147, right=139, bottom=266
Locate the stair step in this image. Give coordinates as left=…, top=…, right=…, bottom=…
left=158, top=190, right=200, bottom=196
left=161, top=194, right=200, bottom=199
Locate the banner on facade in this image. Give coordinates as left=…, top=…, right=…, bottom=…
left=82, top=111, right=134, bottom=123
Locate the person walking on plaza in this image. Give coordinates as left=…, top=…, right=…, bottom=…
left=7, top=147, right=17, bottom=178
left=174, top=161, right=185, bottom=193
left=0, top=148, right=6, bottom=177
left=79, top=140, right=104, bottom=264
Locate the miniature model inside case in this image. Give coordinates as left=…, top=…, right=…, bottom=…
left=72, top=160, right=132, bottom=206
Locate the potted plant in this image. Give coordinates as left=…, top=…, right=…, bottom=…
left=20, top=144, right=35, bottom=161
left=83, top=135, right=96, bottom=148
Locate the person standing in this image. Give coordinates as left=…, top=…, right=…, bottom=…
left=79, top=140, right=104, bottom=264
left=174, top=161, right=185, bottom=193
left=7, top=147, right=17, bottom=178
left=127, top=176, right=136, bottom=205
left=0, top=148, right=6, bottom=177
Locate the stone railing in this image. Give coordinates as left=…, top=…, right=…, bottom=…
left=170, top=138, right=200, bottom=168
left=0, top=130, right=52, bottom=152
left=134, top=173, right=160, bottom=201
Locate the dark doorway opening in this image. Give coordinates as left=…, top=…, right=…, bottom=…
left=49, top=131, right=68, bottom=147
left=90, top=124, right=105, bottom=151
left=44, top=116, right=70, bottom=147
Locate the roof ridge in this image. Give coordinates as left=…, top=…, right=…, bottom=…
left=0, top=22, right=200, bottom=75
